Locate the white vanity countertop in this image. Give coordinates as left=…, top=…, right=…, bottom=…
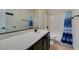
left=0, top=29, right=49, bottom=50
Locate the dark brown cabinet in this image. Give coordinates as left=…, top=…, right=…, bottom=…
left=33, top=39, right=43, bottom=50
left=42, top=32, right=50, bottom=50
left=27, top=32, right=50, bottom=50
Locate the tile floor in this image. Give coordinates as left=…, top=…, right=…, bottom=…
left=49, top=40, right=74, bottom=50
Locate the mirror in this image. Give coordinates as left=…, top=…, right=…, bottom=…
left=0, top=9, right=34, bottom=34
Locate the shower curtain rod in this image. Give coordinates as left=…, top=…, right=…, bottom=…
left=71, top=15, right=79, bottom=19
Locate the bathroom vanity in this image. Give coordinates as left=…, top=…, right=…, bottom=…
left=0, top=29, right=50, bottom=50
left=28, top=31, right=50, bottom=50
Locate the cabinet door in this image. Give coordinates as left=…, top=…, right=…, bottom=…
left=33, top=39, right=43, bottom=50
left=43, top=38, right=48, bottom=50
left=47, top=32, right=50, bottom=49
left=42, top=32, right=50, bottom=50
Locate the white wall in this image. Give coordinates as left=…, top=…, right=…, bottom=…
left=33, top=9, right=47, bottom=29
left=72, top=9, right=79, bottom=49
left=47, top=9, right=65, bottom=41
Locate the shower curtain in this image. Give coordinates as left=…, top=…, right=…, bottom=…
left=61, top=10, right=73, bottom=45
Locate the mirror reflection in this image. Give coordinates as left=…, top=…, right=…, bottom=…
left=0, top=9, right=34, bottom=34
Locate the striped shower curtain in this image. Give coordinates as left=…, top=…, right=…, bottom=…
left=61, top=10, right=73, bottom=45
